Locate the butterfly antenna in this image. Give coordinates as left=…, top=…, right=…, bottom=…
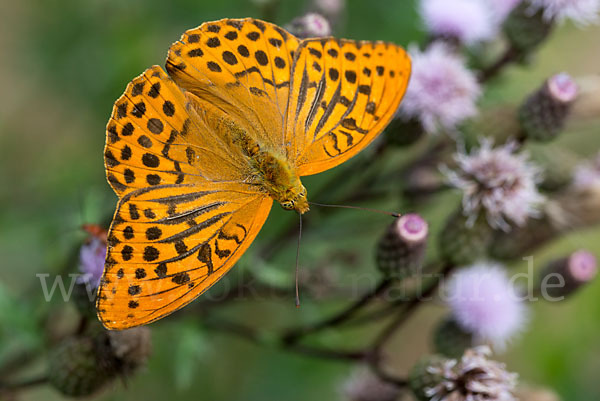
left=308, top=202, right=400, bottom=218
left=295, top=212, right=303, bottom=308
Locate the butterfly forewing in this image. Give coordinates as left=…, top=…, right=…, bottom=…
left=166, top=18, right=300, bottom=152
left=286, top=39, right=411, bottom=176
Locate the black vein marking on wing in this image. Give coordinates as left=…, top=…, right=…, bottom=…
left=157, top=212, right=232, bottom=242
left=313, top=82, right=342, bottom=141
left=148, top=190, right=217, bottom=205
left=304, top=71, right=327, bottom=133
left=294, top=66, right=310, bottom=127
left=154, top=202, right=227, bottom=226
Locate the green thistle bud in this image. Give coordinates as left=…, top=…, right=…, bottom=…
left=48, top=336, right=110, bottom=397
left=539, top=250, right=597, bottom=299
left=503, top=1, right=554, bottom=54
left=376, top=214, right=428, bottom=279
left=47, top=326, right=151, bottom=397
left=439, top=211, right=493, bottom=266
left=519, top=73, right=578, bottom=142
left=409, top=354, right=448, bottom=401
left=432, top=317, right=474, bottom=359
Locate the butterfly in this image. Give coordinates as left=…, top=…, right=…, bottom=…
left=97, top=18, right=411, bottom=329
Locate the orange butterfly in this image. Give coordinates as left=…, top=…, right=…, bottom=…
left=98, top=18, right=411, bottom=329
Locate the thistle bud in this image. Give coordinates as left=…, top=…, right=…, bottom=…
left=519, top=73, right=578, bottom=142
left=48, top=336, right=110, bottom=397
left=439, top=211, right=493, bottom=266
left=539, top=250, right=597, bottom=299
left=48, top=326, right=151, bottom=397
left=286, top=13, right=331, bottom=39
left=503, top=2, right=554, bottom=54
left=376, top=214, right=428, bottom=279
left=432, top=317, right=474, bottom=359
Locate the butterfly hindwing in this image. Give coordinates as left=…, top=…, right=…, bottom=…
left=98, top=183, right=272, bottom=329
left=166, top=18, right=300, bottom=151
left=286, top=39, right=411, bottom=176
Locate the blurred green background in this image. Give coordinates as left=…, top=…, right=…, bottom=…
left=1, top=0, right=599, bottom=400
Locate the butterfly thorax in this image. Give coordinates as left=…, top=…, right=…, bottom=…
left=228, top=121, right=309, bottom=214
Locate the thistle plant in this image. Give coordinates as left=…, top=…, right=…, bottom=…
left=1, top=1, right=600, bottom=400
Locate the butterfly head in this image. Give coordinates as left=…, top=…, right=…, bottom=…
left=280, top=185, right=309, bottom=214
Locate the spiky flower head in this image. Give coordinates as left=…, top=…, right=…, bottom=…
left=400, top=42, right=481, bottom=133
left=424, top=346, right=518, bottom=401
left=443, top=139, right=545, bottom=231
left=529, top=0, right=600, bottom=25
left=444, top=263, right=528, bottom=349
left=419, top=0, right=497, bottom=45
left=78, top=237, right=106, bottom=289
left=286, top=13, right=331, bottom=38
left=342, top=368, right=400, bottom=401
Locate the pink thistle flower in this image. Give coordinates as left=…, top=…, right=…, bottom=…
left=419, top=0, right=497, bottom=44
left=573, top=152, right=600, bottom=191
left=400, top=42, right=481, bottom=133
left=529, top=0, right=600, bottom=25
left=444, top=263, right=528, bottom=349
left=78, top=238, right=106, bottom=289
left=443, top=139, right=545, bottom=230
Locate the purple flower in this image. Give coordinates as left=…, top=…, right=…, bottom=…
left=400, top=42, right=481, bottom=133
left=419, top=0, right=497, bottom=44
left=395, top=213, right=429, bottom=245
left=573, top=152, right=600, bottom=191
left=444, top=263, right=528, bottom=349
left=425, top=346, right=518, bottom=400
left=529, top=0, right=600, bottom=25
left=547, top=72, right=579, bottom=103
left=443, top=139, right=545, bottom=230
left=78, top=238, right=106, bottom=289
